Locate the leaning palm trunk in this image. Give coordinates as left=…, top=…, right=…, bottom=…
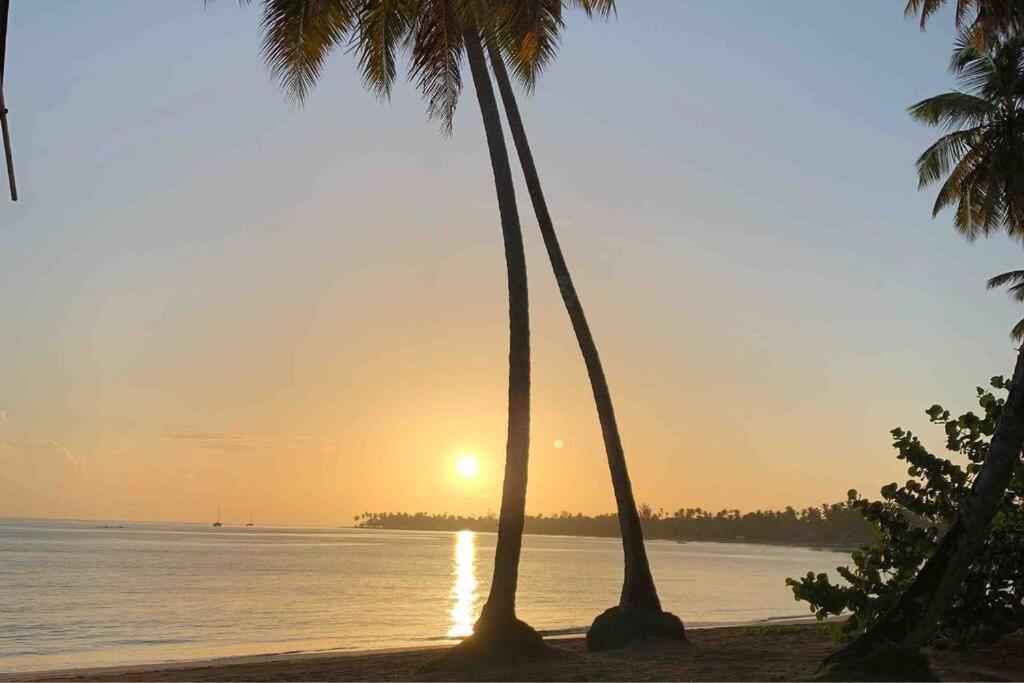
left=423, top=28, right=550, bottom=669
left=826, top=344, right=1024, bottom=670
left=487, top=47, right=685, bottom=651
left=0, top=86, right=15, bottom=201
left=0, top=0, right=17, bottom=201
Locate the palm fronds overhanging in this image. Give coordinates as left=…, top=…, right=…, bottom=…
left=909, top=30, right=1024, bottom=240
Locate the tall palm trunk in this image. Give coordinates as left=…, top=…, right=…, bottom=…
left=486, top=47, right=661, bottom=614
left=828, top=344, right=1024, bottom=667
left=462, top=26, right=531, bottom=630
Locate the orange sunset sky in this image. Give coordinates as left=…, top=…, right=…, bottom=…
left=2, top=1, right=1021, bottom=526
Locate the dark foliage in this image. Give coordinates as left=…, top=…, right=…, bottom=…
left=787, top=378, right=1024, bottom=647
left=355, top=502, right=875, bottom=548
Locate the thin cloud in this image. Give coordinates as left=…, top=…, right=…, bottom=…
left=44, top=441, right=86, bottom=473
left=162, top=428, right=344, bottom=455
left=0, top=437, right=86, bottom=474
left=165, top=431, right=244, bottom=442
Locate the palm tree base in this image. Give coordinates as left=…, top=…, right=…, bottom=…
left=419, top=618, right=561, bottom=671
left=812, top=646, right=937, bottom=681
left=586, top=605, right=687, bottom=651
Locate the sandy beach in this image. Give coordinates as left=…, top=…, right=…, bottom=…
left=5, top=624, right=1023, bottom=682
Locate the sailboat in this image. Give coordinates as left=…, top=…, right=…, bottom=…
left=212, top=506, right=223, bottom=527
left=246, top=511, right=254, bottom=528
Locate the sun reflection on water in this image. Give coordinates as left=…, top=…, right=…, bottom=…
left=446, top=530, right=478, bottom=638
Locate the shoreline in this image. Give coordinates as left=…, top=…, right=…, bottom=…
left=0, top=518, right=865, bottom=554
left=0, top=616, right=837, bottom=681
left=353, top=528, right=863, bottom=552
left=4, top=622, right=1020, bottom=682
left=354, top=527, right=864, bottom=552
left=0, top=644, right=453, bottom=683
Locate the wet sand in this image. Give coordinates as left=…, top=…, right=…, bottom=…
left=6, top=624, right=1024, bottom=682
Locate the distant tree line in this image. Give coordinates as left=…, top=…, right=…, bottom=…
left=353, top=501, right=876, bottom=548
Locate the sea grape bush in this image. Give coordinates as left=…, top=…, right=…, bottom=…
left=787, top=377, right=1024, bottom=646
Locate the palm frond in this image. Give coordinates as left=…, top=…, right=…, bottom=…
left=408, top=0, right=466, bottom=132
left=951, top=29, right=1001, bottom=94
left=915, top=128, right=984, bottom=189
left=954, top=0, right=977, bottom=29
left=907, top=0, right=1024, bottom=43
left=907, top=92, right=993, bottom=131
left=973, top=0, right=1024, bottom=42
left=1011, top=316, right=1024, bottom=341
left=259, top=0, right=357, bottom=103
left=931, top=134, right=990, bottom=215
left=569, top=0, right=615, bottom=18
left=493, top=0, right=564, bottom=90
left=987, top=269, right=1024, bottom=290
left=987, top=270, right=1024, bottom=340
left=905, top=0, right=946, bottom=28
left=941, top=143, right=1008, bottom=239
left=950, top=27, right=1024, bottom=100
left=1005, top=282, right=1024, bottom=302
left=353, top=0, right=411, bottom=99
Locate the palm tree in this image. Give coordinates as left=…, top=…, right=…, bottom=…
left=484, top=5, right=685, bottom=647
left=825, top=32, right=1024, bottom=670
left=238, top=0, right=548, bottom=662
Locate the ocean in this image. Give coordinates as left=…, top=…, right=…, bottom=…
left=0, top=518, right=850, bottom=673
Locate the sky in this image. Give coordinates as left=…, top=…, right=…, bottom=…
left=2, top=1, right=1022, bottom=527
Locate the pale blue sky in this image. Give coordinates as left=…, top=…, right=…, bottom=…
left=2, top=1, right=1021, bottom=525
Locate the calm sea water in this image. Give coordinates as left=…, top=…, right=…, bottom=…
left=0, top=518, right=850, bottom=673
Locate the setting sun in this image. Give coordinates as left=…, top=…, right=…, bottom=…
left=455, top=455, right=480, bottom=479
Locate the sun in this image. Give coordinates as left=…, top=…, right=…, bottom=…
left=456, top=455, right=480, bottom=479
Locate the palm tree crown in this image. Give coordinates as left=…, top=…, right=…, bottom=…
left=247, top=0, right=612, bottom=129
left=910, top=31, right=1024, bottom=240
